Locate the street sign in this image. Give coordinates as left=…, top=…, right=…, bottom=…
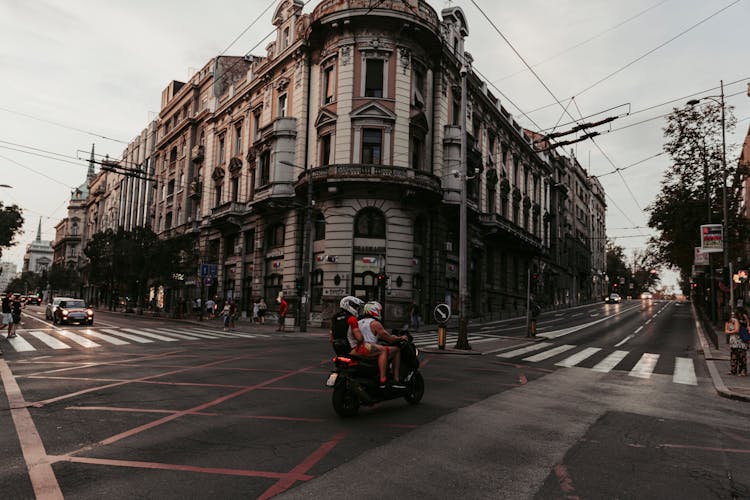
left=209, top=264, right=218, bottom=276
left=700, top=224, right=723, bottom=253
left=200, top=264, right=209, bottom=277
left=434, top=303, right=451, bottom=324
left=694, top=247, right=709, bottom=266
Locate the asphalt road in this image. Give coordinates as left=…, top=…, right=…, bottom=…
left=1, top=301, right=748, bottom=499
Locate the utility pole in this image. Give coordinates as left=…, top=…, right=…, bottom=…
left=300, top=169, right=313, bottom=332
left=455, top=57, right=470, bottom=351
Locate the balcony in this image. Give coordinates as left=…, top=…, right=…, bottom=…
left=479, top=213, right=543, bottom=252
left=311, top=164, right=442, bottom=195
left=192, top=145, right=205, bottom=163
left=312, top=0, right=440, bottom=30
left=210, top=201, right=246, bottom=230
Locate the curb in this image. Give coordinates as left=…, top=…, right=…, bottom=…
left=692, top=302, right=750, bottom=403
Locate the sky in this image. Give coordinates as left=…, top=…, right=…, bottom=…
left=1, top=0, right=748, bottom=292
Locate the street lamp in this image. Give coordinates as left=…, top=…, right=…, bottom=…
left=455, top=57, right=471, bottom=351
left=0, top=184, right=12, bottom=188
left=687, top=80, right=730, bottom=314
left=280, top=160, right=313, bottom=332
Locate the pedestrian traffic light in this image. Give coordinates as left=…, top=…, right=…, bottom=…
left=295, top=278, right=303, bottom=291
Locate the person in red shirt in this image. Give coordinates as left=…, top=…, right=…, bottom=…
left=276, top=295, right=289, bottom=332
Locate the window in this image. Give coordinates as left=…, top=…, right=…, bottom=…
left=244, top=229, right=255, bottom=253
left=259, top=150, right=270, bottom=186
left=313, top=212, right=326, bottom=241
left=320, top=134, right=331, bottom=166
left=412, top=65, right=425, bottom=108
left=167, top=179, right=175, bottom=198
left=215, top=183, right=222, bottom=207
left=253, top=110, right=261, bottom=140
left=277, top=93, right=287, bottom=118
left=282, top=27, right=290, bottom=49
left=311, top=270, right=324, bottom=308
left=231, top=177, right=239, bottom=202
left=410, top=133, right=424, bottom=171
left=234, top=123, right=242, bottom=155
left=208, top=239, right=220, bottom=262
left=266, top=224, right=285, bottom=248
left=71, top=222, right=78, bottom=236
left=224, top=234, right=237, bottom=259
left=361, top=128, right=382, bottom=165
left=165, top=211, right=173, bottom=229
left=364, top=58, right=384, bottom=98
left=354, top=208, right=385, bottom=238
left=218, top=134, right=225, bottom=164
left=322, top=65, right=335, bottom=104
left=487, top=185, right=496, bottom=214
left=452, top=92, right=461, bottom=126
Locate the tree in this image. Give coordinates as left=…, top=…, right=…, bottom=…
left=0, top=202, right=24, bottom=259
left=647, top=101, right=743, bottom=290
left=606, top=240, right=629, bottom=292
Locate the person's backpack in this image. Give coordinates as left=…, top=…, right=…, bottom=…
left=331, top=310, right=353, bottom=355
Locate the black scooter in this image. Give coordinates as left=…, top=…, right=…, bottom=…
left=329, top=329, right=424, bottom=417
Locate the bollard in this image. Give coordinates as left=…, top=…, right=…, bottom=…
left=437, top=325, right=446, bottom=350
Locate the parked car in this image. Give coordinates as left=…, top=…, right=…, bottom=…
left=53, top=298, right=94, bottom=325
left=640, top=291, right=653, bottom=300
left=605, top=293, right=622, bottom=304
left=25, top=295, right=41, bottom=305
left=46, top=296, right=75, bottom=320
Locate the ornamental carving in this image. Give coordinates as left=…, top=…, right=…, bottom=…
left=212, top=167, right=225, bottom=182
left=341, top=46, right=352, bottom=65
left=229, top=157, right=243, bottom=174
left=246, top=146, right=257, bottom=164
left=398, top=47, right=411, bottom=74
left=512, top=187, right=522, bottom=203
left=276, top=77, right=290, bottom=91
left=523, top=196, right=531, bottom=209
left=500, top=178, right=511, bottom=194
left=485, top=168, right=499, bottom=186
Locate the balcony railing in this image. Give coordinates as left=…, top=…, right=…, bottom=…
left=479, top=213, right=542, bottom=250
left=311, top=164, right=441, bottom=193
left=211, top=201, right=246, bottom=217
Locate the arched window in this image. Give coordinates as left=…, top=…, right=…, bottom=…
left=313, top=211, right=326, bottom=241
left=354, top=208, right=385, bottom=238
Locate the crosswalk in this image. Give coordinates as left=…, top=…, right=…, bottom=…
left=1, top=326, right=270, bottom=353
left=497, top=342, right=698, bottom=386
left=410, top=331, right=497, bottom=349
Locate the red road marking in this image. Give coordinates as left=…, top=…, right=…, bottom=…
left=0, top=359, right=64, bottom=499
left=519, top=374, right=528, bottom=385
left=554, top=464, right=580, bottom=500
left=51, top=455, right=313, bottom=481
left=238, top=415, right=326, bottom=423
left=95, top=363, right=319, bottom=447
left=258, top=431, right=348, bottom=500
left=66, top=406, right=218, bottom=416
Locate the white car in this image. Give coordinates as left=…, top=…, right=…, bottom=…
left=46, top=296, right=74, bottom=320
left=640, top=292, right=653, bottom=300
left=605, top=293, right=622, bottom=304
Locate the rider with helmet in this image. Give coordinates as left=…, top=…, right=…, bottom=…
left=359, top=301, right=408, bottom=385
left=330, top=295, right=389, bottom=388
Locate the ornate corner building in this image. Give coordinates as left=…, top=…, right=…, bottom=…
left=56, top=0, right=607, bottom=325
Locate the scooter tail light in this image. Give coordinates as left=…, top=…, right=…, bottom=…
left=334, top=356, right=358, bottom=366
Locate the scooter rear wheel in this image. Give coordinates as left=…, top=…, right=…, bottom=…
left=332, top=382, right=360, bottom=417
left=404, top=371, right=424, bottom=404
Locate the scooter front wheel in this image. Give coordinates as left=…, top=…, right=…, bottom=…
left=404, top=371, right=424, bottom=404
left=332, top=382, right=360, bottom=417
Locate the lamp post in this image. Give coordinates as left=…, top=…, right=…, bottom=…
left=0, top=184, right=12, bottom=188
left=687, top=80, right=730, bottom=314
left=455, top=57, right=471, bottom=351
left=280, top=160, right=313, bottom=332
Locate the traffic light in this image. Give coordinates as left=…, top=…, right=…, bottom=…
left=377, top=273, right=387, bottom=284
left=295, top=278, right=303, bottom=291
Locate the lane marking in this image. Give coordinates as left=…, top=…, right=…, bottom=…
left=673, top=357, right=698, bottom=386
left=7, top=334, right=36, bottom=352
left=496, top=342, right=553, bottom=358
left=555, top=347, right=602, bottom=368
left=629, top=353, right=660, bottom=379
left=78, top=330, right=130, bottom=345
left=523, top=344, right=576, bottom=362
left=537, top=304, right=642, bottom=339
left=591, top=350, right=629, bottom=373
left=0, top=359, right=64, bottom=499
left=615, top=334, right=634, bottom=347
left=57, top=330, right=101, bottom=348
left=29, top=331, right=71, bottom=350
left=121, top=328, right=178, bottom=342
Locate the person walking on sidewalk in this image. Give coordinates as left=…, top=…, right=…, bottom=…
left=276, top=295, right=288, bottom=332
left=257, top=298, right=267, bottom=324
left=730, top=307, right=749, bottom=376
left=2, top=292, right=12, bottom=337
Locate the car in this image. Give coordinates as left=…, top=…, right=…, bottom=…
left=46, top=296, right=75, bottom=320
left=25, top=295, right=41, bottom=305
left=53, top=298, right=94, bottom=325
left=640, top=292, right=653, bottom=300
left=605, top=293, right=622, bottom=304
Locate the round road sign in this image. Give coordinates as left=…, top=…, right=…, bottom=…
left=434, top=303, right=451, bottom=324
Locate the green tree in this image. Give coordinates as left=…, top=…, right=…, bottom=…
left=47, top=263, right=83, bottom=296
left=0, top=202, right=24, bottom=259
left=5, top=271, right=43, bottom=294
left=606, top=240, right=630, bottom=293
left=647, top=101, right=743, bottom=290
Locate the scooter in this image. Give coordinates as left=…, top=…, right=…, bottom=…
left=328, top=329, right=424, bottom=417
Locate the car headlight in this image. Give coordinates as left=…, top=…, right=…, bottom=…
left=61, top=309, right=68, bottom=316
left=86, top=309, right=94, bottom=316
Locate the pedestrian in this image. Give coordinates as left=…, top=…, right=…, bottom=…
left=221, top=300, right=232, bottom=331
left=729, top=308, right=749, bottom=376
left=276, top=295, right=288, bottom=332
left=9, top=295, right=23, bottom=338
left=527, top=299, right=541, bottom=338
left=206, top=297, right=216, bottom=319
left=228, top=299, right=238, bottom=330
left=258, top=298, right=267, bottom=324
left=252, top=298, right=260, bottom=324
left=409, top=301, right=421, bottom=331
left=2, top=292, right=12, bottom=337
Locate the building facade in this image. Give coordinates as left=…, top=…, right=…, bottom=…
left=23, top=218, right=53, bottom=274
left=54, top=0, right=607, bottom=324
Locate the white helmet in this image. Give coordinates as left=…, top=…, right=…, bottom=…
left=340, top=296, right=364, bottom=316
left=363, top=301, right=382, bottom=320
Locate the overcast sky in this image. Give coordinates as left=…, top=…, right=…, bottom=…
left=1, top=0, right=748, bottom=291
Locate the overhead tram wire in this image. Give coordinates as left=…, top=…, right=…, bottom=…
left=490, top=0, right=671, bottom=85
left=574, top=0, right=743, bottom=98
left=218, top=0, right=278, bottom=56
left=0, top=106, right=129, bottom=144
left=0, top=154, right=75, bottom=189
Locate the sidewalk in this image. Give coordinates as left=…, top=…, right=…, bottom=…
left=692, top=303, right=750, bottom=402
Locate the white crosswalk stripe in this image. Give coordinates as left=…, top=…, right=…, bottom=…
left=78, top=330, right=130, bottom=345
left=57, top=329, right=101, bottom=348
left=120, top=328, right=178, bottom=342
left=99, top=328, right=154, bottom=343
left=411, top=332, right=495, bottom=348
left=138, top=328, right=201, bottom=340
left=673, top=357, right=697, bottom=385
left=523, top=344, right=576, bottom=362
left=555, top=347, right=601, bottom=368
left=152, top=328, right=222, bottom=339
left=629, top=353, right=660, bottom=379
left=7, top=334, right=35, bottom=352
left=591, top=350, right=629, bottom=373
left=497, top=342, right=553, bottom=359
left=29, top=331, right=71, bottom=349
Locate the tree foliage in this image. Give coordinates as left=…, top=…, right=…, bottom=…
left=647, top=101, right=743, bottom=289
left=606, top=241, right=660, bottom=294
left=0, top=202, right=24, bottom=259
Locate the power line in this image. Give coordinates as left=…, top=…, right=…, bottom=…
left=0, top=106, right=128, bottom=144
left=575, top=0, right=743, bottom=97
left=0, top=153, right=75, bottom=189
left=218, top=0, right=278, bottom=56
